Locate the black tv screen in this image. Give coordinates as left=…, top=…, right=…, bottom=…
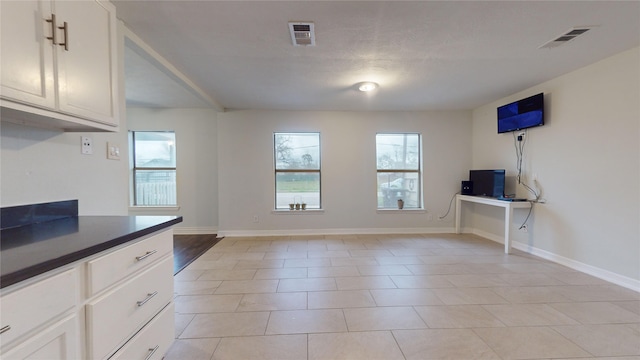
left=497, top=93, right=544, bottom=133
left=469, top=169, right=505, bottom=198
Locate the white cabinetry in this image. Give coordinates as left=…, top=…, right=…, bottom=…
left=87, top=230, right=173, bottom=296
left=87, top=256, right=173, bottom=359
left=0, top=1, right=55, bottom=110
left=0, top=269, right=78, bottom=359
left=0, top=228, right=175, bottom=359
left=0, top=0, right=119, bottom=131
left=1, top=315, right=78, bottom=360
left=109, top=303, right=175, bottom=360
left=85, top=229, right=175, bottom=359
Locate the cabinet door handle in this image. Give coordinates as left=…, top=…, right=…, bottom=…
left=58, top=21, right=69, bottom=51
left=144, top=345, right=159, bottom=360
left=45, top=14, right=57, bottom=45
left=136, top=291, right=158, bottom=307
left=135, top=250, right=158, bottom=261
left=0, top=325, right=10, bottom=335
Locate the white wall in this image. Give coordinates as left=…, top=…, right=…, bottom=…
left=470, top=47, right=640, bottom=284
left=0, top=121, right=130, bottom=215
left=0, top=106, right=219, bottom=230
left=217, top=110, right=471, bottom=236
left=127, top=108, right=218, bottom=233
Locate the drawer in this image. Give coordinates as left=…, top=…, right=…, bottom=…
left=0, top=269, right=76, bottom=348
left=109, top=303, right=175, bottom=360
left=87, top=255, right=173, bottom=360
left=87, top=229, right=173, bottom=296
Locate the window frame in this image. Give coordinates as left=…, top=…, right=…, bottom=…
left=273, top=132, right=322, bottom=210
left=375, top=132, right=423, bottom=210
left=130, top=130, right=178, bottom=207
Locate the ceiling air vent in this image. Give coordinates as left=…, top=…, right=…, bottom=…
left=539, top=26, right=594, bottom=49
left=289, top=22, right=315, bottom=46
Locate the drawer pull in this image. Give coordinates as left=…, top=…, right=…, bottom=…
left=135, top=250, right=158, bottom=261
left=144, top=345, right=160, bottom=360
left=58, top=21, right=69, bottom=51
left=0, top=325, right=10, bottom=335
left=136, top=291, right=158, bottom=307
left=45, top=14, right=57, bottom=45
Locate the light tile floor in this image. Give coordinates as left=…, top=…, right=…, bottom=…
left=165, top=233, right=640, bottom=360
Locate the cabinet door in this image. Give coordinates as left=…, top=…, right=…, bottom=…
left=0, top=0, right=56, bottom=110
left=1, top=315, right=78, bottom=360
left=0, top=269, right=76, bottom=348
left=53, top=0, right=119, bottom=126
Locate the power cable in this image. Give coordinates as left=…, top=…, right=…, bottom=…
left=439, top=191, right=460, bottom=219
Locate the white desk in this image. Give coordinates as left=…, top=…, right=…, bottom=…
left=455, top=195, right=531, bottom=254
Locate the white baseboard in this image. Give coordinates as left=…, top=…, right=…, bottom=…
left=465, top=229, right=640, bottom=293
left=218, top=226, right=454, bottom=238
left=511, top=241, right=640, bottom=293
left=173, top=226, right=219, bottom=235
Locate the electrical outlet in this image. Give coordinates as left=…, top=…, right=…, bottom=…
left=426, top=213, right=433, bottom=221
left=252, top=215, right=259, bottom=223
left=519, top=224, right=528, bottom=232
left=81, top=136, right=93, bottom=155
left=107, top=142, right=120, bottom=160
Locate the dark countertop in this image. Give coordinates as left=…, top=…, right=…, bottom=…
left=1, top=215, right=182, bottom=289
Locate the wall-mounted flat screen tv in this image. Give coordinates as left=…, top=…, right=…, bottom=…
left=497, top=93, right=544, bottom=133
left=469, top=169, right=505, bottom=198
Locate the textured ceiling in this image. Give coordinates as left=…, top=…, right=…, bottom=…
left=114, top=1, right=640, bottom=111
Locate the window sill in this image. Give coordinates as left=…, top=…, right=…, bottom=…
left=376, top=209, right=426, bottom=214
left=272, top=209, right=325, bottom=215
left=129, top=206, right=181, bottom=212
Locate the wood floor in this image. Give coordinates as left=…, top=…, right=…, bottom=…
left=173, top=234, right=222, bottom=274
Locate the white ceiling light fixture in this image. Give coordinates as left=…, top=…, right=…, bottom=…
left=288, top=22, right=316, bottom=46
left=357, top=82, right=379, bottom=92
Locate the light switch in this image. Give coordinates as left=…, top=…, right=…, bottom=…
left=107, top=142, right=120, bottom=160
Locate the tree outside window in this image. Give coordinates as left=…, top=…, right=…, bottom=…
left=274, top=132, right=321, bottom=209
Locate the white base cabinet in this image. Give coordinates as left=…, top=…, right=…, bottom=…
left=0, top=269, right=76, bottom=348
left=87, top=256, right=173, bottom=359
left=0, top=228, right=175, bottom=359
left=0, top=0, right=119, bottom=131
left=1, top=315, right=78, bottom=360
left=110, top=303, right=175, bottom=360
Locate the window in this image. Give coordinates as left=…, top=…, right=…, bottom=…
left=274, top=132, right=321, bottom=209
left=376, top=133, right=422, bottom=209
left=130, top=131, right=177, bottom=206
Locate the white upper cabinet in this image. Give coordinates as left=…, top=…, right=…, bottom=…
left=0, top=1, right=56, bottom=110
left=0, top=0, right=119, bottom=131
left=54, top=0, right=118, bottom=125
